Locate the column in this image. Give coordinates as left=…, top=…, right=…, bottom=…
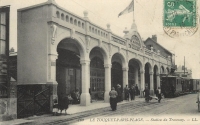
left=140, top=70, right=145, bottom=97
left=122, top=67, right=129, bottom=88
left=157, top=73, right=160, bottom=88
left=134, top=68, right=138, bottom=85
left=104, top=64, right=112, bottom=103
left=122, top=67, right=129, bottom=100
left=80, top=60, right=90, bottom=106
left=149, top=71, right=154, bottom=95
left=47, top=54, right=58, bottom=112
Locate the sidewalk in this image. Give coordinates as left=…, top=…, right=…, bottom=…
left=0, top=96, right=145, bottom=125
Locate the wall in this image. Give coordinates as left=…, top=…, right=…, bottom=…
left=17, top=6, right=49, bottom=84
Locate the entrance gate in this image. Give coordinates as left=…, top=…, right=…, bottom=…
left=111, top=62, right=123, bottom=90
left=17, top=84, right=50, bottom=118
left=90, top=57, right=105, bottom=100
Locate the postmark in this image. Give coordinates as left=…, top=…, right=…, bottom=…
left=163, top=0, right=198, bottom=37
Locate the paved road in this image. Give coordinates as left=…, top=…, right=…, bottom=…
left=28, top=94, right=200, bottom=125
left=67, top=94, right=200, bottom=125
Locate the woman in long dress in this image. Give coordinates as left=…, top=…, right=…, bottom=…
left=109, top=87, right=118, bottom=111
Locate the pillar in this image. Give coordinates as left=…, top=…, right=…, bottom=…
left=122, top=67, right=129, bottom=88
left=157, top=73, right=160, bottom=88
left=47, top=54, right=58, bottom=112
left=140, top=70, right=145, bottom=97
left=104, top=64, right=112, bottom=103
left=122, top=67, right=129, bottom=100
left=80, top=60, right=90, bottom=106
left=134, top=68, right=139, bottom=85
left=149, top=71, right=154, bottom=95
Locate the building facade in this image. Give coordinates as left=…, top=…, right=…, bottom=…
left=17, top=0, right=173, bottom=118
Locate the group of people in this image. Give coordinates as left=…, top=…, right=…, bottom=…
left=109, top=84, right=140, bottom=111
left=143, top=86, right=162, bottom=103
left=109, top=84, right=124, bottom=111
left=109, top=84, right=163, bottom=111
left=124, top=84, right=139, bottom=101
left=53, top=85, right=163, bottom=114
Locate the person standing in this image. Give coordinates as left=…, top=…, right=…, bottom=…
left=129, top=85, right=136, bottom=100
left=124, top=85, right=129, bottom=101
left=116, top=84, right=122, bottom=102
left=62, top=94, right=69, bottom=114
left=109, top=87, right=118, bottom=111
left=58, top=93, right=64, bottom=114
left=135, top=84, right=139, bottom=96
left=156, top=87, right=162, bottom=103
left=143, top=86, right=150, bottom=102
left=89, top=88, right=92, bottom=103
left=52, top=97, right=58, bottom=116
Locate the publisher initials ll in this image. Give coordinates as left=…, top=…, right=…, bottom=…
left=192, top=118, right=197, bottom=121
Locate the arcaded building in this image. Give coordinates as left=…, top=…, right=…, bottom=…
left=17, top=0, right=173, bottom=118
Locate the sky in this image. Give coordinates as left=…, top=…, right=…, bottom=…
left=1, top=0, right=200, bottom=78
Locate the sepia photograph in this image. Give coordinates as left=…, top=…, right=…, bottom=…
left=0, top=0, right=200, bottom=124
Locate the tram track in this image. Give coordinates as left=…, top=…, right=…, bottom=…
left=43, top=99, right=171, bottom=125
left=151, top=94, right=195, bottom=115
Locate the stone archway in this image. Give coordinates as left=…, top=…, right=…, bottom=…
left=56, top=38, right=82, bottom=104
left=89, top=47, right=106, bottom=101
left=160, top=66, right=165, bottom=74
left=128, top=58, right=142, bottom=95
left=111, top=53, right=126, bottom=101
left=166, top=67, right=170, bottom=74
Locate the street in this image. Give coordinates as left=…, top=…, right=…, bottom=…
left=26, top=93, right=200, bottom=125
left=67, top=94, right=200, bottom=125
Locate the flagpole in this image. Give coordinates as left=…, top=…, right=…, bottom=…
left=132, top=0, right=134, bottom=22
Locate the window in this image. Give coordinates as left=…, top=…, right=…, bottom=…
left=56, top=11, right=60, bottom=18
left=66, top=15, right=69, bottom=22
left=82, top=23, right=84, bottom=29
left=74, top=19, right=77, bottom=25
left=78, top=21, right=81, bottom=27
left=70, top=17, right=73, bottom=24
left=0, top=12, right=6, bottom=55
left=61, top=13, right=64, bottom=20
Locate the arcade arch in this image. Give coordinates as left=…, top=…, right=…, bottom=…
left=56, top=38, right=82, bottom=104
left=89, top=47, right=106, bottom=101
left=166, top=67, right=170, bottom=74
left=160, top=66, right=165, bottom=74
left=128, top=59, right=142, bottom=92
left=111, top=53, right=125, bottom=93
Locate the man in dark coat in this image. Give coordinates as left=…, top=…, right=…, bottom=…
left=58, top=93, right=69, bottom=115
left=129, top=85, right=136, bottom=100
left=143, top=86, right=150, bottom=102
left=62, top=95, right=69, bottom=114
left=116, top=84, right=122, bottom=102
left=135, top=84, right=139, bottom=96
left=124, top=85, right=129, bottom=101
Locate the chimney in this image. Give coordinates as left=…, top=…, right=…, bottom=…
left=152, top=35, right=157, bottom=42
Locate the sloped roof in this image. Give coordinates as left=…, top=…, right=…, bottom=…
left=144, top=37, right=173, bottom=55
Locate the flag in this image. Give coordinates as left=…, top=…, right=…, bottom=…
left=118, top=0, right=134, bottom=17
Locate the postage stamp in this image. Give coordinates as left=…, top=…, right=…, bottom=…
left=163, top=0, right=198, bottom=37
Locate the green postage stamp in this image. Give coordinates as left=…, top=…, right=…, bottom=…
left=163, top=0, right=198, bottom=37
